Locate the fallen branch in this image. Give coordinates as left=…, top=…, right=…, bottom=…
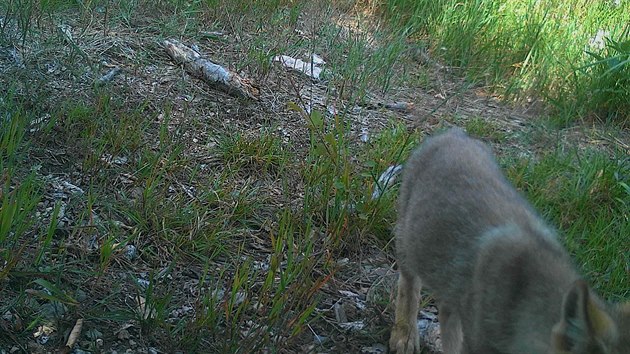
left=163, top=39, right=259, bottom=100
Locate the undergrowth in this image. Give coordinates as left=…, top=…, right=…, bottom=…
left=378, top=0, right=630, bottom=123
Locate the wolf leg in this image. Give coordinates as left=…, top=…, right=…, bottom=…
left=438, top=303, right=463, bottom=354
left=390, top=271, right=422, bottom=354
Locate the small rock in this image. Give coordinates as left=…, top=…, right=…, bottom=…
left=355, top=299, right=367, bottom=311
left=136, top=278, right=150, bottom=289
left=35, top=334, right=50, bottom=345
left=417, top=318, right=442, bottom=352
left=338, top=320, right=365, bottom=332
left=117, top=328, right=130, bottom=340
left=211, top=288, right=225, bottom=300
left=170, top=305, right=194, bottom=318
left=75, top=289, right=87, bottom=302
left=360, top=127, right=369, bottom=143
left=336, top=258, right=349, bottom=266
left=360, top=343, right=387, bottom=354
left=124, top=245, right=138, bottom=261
left=339, top=290, right=359, bottom=298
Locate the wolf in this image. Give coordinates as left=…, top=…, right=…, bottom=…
left=389, top=128, right=630, bottom=354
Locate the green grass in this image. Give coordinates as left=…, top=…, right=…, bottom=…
left=0, top=93, right=329, bottom=351
left=216, top=130, right=288, bottom=175
left=0, top=0, right=628, bottom=352
left=379, top=0, right=630, bottom=122
left=505, top=149, right=630, bottom=300
left=464, top=116, right=508, bottom=143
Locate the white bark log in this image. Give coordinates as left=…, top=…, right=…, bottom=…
left=163, top=39, right=259, bottom=100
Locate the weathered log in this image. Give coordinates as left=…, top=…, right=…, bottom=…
left=163, top=39, right=259, bottom=100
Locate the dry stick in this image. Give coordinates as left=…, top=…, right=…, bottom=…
left=163, top=39, right=260, bottom=100
left=66, top=319, right=83, bottom=348
left=59, top=318, right=84, bottom=354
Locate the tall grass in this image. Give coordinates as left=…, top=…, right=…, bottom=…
left=380, top=0, right=630, bottom=122
left=505, top=148, right=630, bottom=300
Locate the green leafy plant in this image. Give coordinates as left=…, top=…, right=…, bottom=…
left=580, top=33, right=630, bottom=121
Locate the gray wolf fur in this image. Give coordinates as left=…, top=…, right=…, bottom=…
left=390, top=128, right=630, bottom=354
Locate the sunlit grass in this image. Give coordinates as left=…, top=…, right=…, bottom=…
left=379, top=0, right=630, bottom=122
